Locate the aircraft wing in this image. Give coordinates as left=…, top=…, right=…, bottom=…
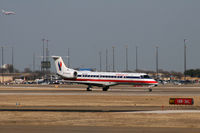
left=63, top=80, right=118, bottom=87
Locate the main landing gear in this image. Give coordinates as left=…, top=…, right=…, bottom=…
left=87, top=86, right=92, bottom=91
left=148, top=85, right=154, bottom=92
left=86, top=86, right=109, bottom=91
left=102, top=86, right=109, bottom=91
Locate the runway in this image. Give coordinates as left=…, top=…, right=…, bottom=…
left=0, top=85, right=200, bottom=96
left=0, top=85, right=200, bottom=133
left=0, top=85, right=199, bottom=111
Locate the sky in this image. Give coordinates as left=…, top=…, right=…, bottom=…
left=1, top=0, right=200, bottom=72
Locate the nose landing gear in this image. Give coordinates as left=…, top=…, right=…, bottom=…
left=148, top=88, right=152, bottom=92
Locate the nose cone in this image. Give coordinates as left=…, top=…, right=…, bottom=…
left=147, top=78, right=158, bottom=86
left=152, top=79, right=158, bottom=86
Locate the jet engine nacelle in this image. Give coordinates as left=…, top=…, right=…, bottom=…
left=63, top=71, right=78, bottom=79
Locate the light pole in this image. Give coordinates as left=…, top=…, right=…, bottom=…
left=12, top=46, right=14, bottom=73
left=184, top=39, right=187, bottom=80
left=46, top=39, right=49, bottom=62
left=112, top=46, right=115, bottom=72
left=1, top=46, right=4, bottom=83
left=46, top=39, right=50, bottom=72
left=41, top=38, right=45, bottom=72
left=67, top=48, right=70, bottom=68
left=156, top=46, right=159, bottom=80
left=99, top=51, right=102, bottom=71
left=125, top=45, right=128, bottom=72
left=33, top=52, right=35, bottom=72
left=136, top=46, right=138, bottom=72
left=106, top=49, right=108, bottom=72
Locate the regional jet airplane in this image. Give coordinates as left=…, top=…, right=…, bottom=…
left=1, top=9, right=16, bottom=15
left=52, top=56, right=158, bottom=91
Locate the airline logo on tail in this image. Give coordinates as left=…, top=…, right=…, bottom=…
left=58, top=61, right=62, bottom=71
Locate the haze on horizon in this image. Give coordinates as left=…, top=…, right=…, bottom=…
left=1, top=0, right=200, bottom=72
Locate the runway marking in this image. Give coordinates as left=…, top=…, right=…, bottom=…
left=158, top=87, right=200, bottom=88
left=125, top=110, right=200, bottom=114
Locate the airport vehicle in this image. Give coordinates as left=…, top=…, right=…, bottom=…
left=1, top=9, right=16, bottom=15
left=52, top=56, right=158, bottom=91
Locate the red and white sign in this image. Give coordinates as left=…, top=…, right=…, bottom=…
left=174, top=98, right=193, bottom=105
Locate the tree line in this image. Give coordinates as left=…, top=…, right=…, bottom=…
left=185, top=69, right=200, bottom=77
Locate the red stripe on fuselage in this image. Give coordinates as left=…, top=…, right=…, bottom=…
left=64, top=78, right=157, bottom=84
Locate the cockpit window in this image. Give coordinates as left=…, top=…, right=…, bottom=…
left=141, top=75, right=151, bottom=79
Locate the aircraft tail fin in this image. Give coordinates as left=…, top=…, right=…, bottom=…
left=52, top=56, right=77, bottom=78
left=52, top=56, right=68, bottom=75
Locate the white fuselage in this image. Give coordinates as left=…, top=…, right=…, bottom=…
left=61, top=71, right=157, bottom=87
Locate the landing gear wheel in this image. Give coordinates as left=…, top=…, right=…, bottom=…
left=102, top=86, right=109, bottom=91
left=87, top=87, right=92, bottom=91
left=148, top=88, right=152, bottom=92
